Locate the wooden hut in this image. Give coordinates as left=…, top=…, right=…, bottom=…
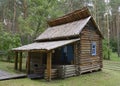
left=12, top=7, right=103, bottom=81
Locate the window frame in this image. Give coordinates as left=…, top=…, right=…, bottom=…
left=91, top=42, right=96, bottom=56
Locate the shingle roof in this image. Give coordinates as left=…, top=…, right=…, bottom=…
left=12, top=38, right=80, bottom=51
left=12, top=7, right=103, bottom=52
left=35, top=17, right=91, bottom=41
left=35, top=7, right=103, bottom=41
left=48, top=7, right=91, bottom=27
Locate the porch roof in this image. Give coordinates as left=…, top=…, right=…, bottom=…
left=12, top=38, right=80, bottom=52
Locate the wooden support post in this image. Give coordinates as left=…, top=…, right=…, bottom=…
left=27, top=52, right=31, bottom=74
left=47, top=51, right=52, bottom=81
left=19, top=52, right=22, bottom=71
left=14, top=52, right=18, bottom=70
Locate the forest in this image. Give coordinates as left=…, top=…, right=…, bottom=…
left=0, top=0, right=120, bottom=61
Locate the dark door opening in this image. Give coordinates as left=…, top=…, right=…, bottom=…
left=52, top=44, right=74, bottom=65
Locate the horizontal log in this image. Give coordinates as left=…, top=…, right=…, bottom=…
left=44, top=73, right=58, bottom=76
left=44, top=68, right=58, bottom=79
left=80, top=56, right=100, bottom=59
left=59, top=69, right=76, bottom=73
left=80, top=60, right=101, bottom=63
left=80, top=43, right=99, bottom=46
left=59, top=71, right=76, bottom=75
left=60, top=73, right=76, bottom=78
left=80, top=67, right=101, bottom=74
left=81, top=47, right=91, bottom=50
left=80, top=59, right=100, bottom=62
left=45, top=69, right=58, bottom=73
left=80, top=65, right=101, bottom=70
left=81, top=57, right=99, bottom=59
left=58, top=68, right=76, bottom=72
left=81, top=38, right=100, bottom=40
left=44, top=75, right=58, bottom=79
left=81, top=36, right=100, bottom=39
left=81, top=32, right=99, bottom=35
left=55, top=65, right=75, bottom=68
left=63, top=65, right=75, bottom=67
left=80, top=61, right=101, bottom=65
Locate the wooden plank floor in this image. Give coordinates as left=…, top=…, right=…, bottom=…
left=0, top=70, right=26, bottom=81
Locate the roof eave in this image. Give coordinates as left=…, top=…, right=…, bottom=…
left=35, top=34, right=79, bottom=42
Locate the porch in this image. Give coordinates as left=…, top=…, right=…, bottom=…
left=12, top=39, right=80, bottom=81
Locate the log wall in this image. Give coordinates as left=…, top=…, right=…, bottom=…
left=76, top=22, right=103, bottom=74
left=74, top=41, right=80, bottom=65
left=44, top=65, right=76, bottom=79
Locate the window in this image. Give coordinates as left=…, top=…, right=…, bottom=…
left=64, top=46, right=67, bottom=53
left=91, top=42, right=96, bottom=56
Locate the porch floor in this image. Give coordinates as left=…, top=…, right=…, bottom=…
left=0, top=70, right=26, bottom=81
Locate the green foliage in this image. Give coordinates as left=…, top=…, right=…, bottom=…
left=27, top=0, right=64, bottom=36
left=110, top=52, right=120, bottom=61
left=110, top=39, right=117, bottom=52
left=18, top=16, right=34, bottom=36
left=0, top=22, right=21, bottom=61
left=17, top=0, right=64, bottom=45
left=102, top=39, right=112, bottom=60
left=0, top=32, right=21, bottom=51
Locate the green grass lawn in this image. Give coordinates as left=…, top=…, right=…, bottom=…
left=0, top=61, right=15, bottom=73
left=110, top=52, right=120, bottom=61
left=0, top=53, right=120, bottom=86
left=0, top=68, right=120, bottom=86
left=0, top=61, right=26, bottom=74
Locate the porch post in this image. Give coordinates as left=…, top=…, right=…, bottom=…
left=14, top=52, right=18, bottom=70
left=47, top=51, right=52, bottom=81
left=27, top=52, right=31, bottom=74
left=19, top=52, right=22, bottom=71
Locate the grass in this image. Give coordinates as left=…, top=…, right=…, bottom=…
left=109, top=52, right=120, bottom=61
left=0, top=52, right=120, bottom=86
left=0, top=68, right=120, bottom=86
left=0, top=61, right=15, bottom=73
left=0, top=61, right=26, bottom=74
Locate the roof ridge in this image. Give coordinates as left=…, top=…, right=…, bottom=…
left=48, top=7, right=91, bottom=27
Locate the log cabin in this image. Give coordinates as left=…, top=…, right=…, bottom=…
left=12, top=7, right=103, bottom=81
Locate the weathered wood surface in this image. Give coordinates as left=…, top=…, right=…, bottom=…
left=0, top=70, right=26, bottom=81
left=19, top=52, right=22, bottom=71
left=44, top=69, right=58, bottom=79
left=14, top=52, right=18, bottom=70
left=27, top=52, right=31, bottom=74
left=58, top=65, right=76, bottom=78
left=77, top=24, right=102, bottom=74
left=33, top=67, right=45, bottom=74
left=44, top=65, right=77, bottom=79
left=28, top=65, right=45, bottom=79
left=48, top=7, right=90, bottom=27
left=30, top=52, right=43, bottom=67
left=28, top=74, right=43, bottom=79
left=46, top=52, right=52, bottom=81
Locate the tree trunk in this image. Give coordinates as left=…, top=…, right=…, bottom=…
left=23, top=0, right=27, bottom=19
left=107, top=14, right=110, bottom=60
left=117, top=13, right=120, bottom=57
left=12, top=0, right=16, bottom=33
